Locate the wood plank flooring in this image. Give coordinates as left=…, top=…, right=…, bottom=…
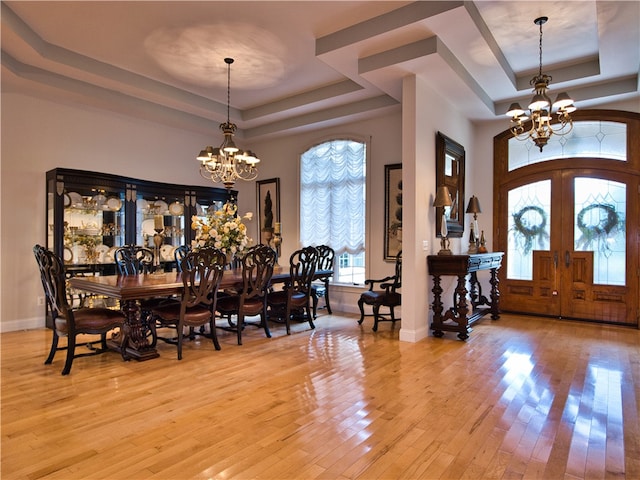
left=1, top=313, right=639, bottom=479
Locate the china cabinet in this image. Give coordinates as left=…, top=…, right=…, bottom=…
left=46, top=168, right=235, bottom=274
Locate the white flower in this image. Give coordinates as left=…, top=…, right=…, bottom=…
left=191, top=201, right=253, bottom=255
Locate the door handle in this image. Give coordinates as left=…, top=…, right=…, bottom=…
left=565, top=251, right=570, bottom=267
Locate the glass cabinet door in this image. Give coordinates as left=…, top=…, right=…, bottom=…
left=135, top=191, right=186, bottom=267
left=62, top=189, right=125, bottom=267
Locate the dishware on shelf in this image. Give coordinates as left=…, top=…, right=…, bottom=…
left=106, top=197, right=122, bottom=211
left=68, top=192, right=83, bottom=207
left=168, top=201, right=184, bottom=216
left=154, top=200, right=168, bottom=215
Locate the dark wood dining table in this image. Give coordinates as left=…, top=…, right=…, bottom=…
left=68, top=267, right=332, bottom=361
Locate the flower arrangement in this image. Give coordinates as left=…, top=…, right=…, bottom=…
left=191, top=201, right=253, bottom=257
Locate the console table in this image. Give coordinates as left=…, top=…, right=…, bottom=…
left=427, top=252, right=503, bottom=340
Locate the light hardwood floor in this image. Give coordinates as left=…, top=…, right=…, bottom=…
left=2, top=312, right=639, bottom=479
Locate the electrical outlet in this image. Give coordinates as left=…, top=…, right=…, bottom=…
left=37, top=296, right=45, bottom=306
left=422, top=240, right=429, bottom=251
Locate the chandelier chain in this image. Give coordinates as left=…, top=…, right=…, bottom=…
left=538, top=19, right=543, bottom=77
left=226, top=57, right=232, bottom=124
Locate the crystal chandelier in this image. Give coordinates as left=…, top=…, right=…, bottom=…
left=506, top=17, right=577, bottom=152
left=197, top=58, right=260, bottom=190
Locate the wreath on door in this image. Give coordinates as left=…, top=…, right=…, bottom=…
left=511, top=205, right=549, bottom=255
left=575, top=203, right=622, bottom=251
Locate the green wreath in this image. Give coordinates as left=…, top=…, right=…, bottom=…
left=512, top=205, right=548, bottom=254
left=576, top=203, right=621, bottom=251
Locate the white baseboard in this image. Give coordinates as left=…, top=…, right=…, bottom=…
left=1, top=317, right=46, bottom=333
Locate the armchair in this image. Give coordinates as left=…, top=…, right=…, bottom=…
left=358, top=251, right=402, bottom=331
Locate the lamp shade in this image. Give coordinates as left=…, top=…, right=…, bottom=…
left=466, top=195, right=482, bottom=214
left=433, top=186, right=452, bottom=208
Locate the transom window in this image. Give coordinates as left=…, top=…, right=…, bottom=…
left=508, top=120, right=627, bottom=171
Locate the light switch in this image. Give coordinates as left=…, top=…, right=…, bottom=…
left=423, top=240, right=429, bottom=251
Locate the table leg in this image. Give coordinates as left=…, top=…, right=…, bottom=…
left=108, top=299, right=159, bottom=361
left=430, top=274, right=445, bottom=337
left=489, top=267, right=501, bottom=320
left=455, top=274, right=471, bottom=340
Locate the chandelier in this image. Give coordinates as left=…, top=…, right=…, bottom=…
left=197, top=58, right=260, bottom=189
left=506, top=17, right=577, bottom=152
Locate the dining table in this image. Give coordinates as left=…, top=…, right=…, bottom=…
left=68, top=267, right=333, bottom=361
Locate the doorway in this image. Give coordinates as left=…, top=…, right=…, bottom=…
left=494, top=111, right=639, bottom=326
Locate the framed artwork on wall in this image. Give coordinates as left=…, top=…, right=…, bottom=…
left=384, top=163, right=402, bottom=261
left=256, top=178, right=280, bottom=246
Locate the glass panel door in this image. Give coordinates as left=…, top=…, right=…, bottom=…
left=500, top=170, right=635, bottom=324
left=560, top=172, right=630, bottom=323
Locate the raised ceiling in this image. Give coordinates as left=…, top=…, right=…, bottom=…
left=2, top=1, right=638, bottom=140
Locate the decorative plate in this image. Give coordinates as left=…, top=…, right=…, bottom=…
left=93, top=194, right=107, bottom=207
left=95, top=244, right=110, bottom=263
left=141, top=218, right=156, bottom=236
left=137, top=198, right=148, bottom=213
left=106, top=197, right=122, bottom=211
left=168, top=201, right=184, bottom=216
left=63, top=247, right=73, bottom=263
left=63, top=193, right=71, bottom=208
left=154, top=200, right=169, bottom=215
left=68, top=192, right=82, bottom=207
left=160, top=244, right=174, bottom=261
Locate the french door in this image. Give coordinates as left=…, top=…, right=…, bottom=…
left=494, top=111, right=639, bottom=326
left=498, top=169, right=638, bottom=325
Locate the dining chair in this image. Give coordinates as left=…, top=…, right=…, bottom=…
left=267, top=246, right=319, bottom=335
left=114, top=244, right=174, bottom=344
left=150, top=247, right=226, bottom=359
left=174, top=244, right=191, bottom=272
left=114, top=245, right=154, bottom=275
left=310, top=245, right=335, bottom=318
left=358, top=250, right=402, bottom=331
left=33, top=244, right=125, bottom=375
left=216, top=244, right=276, bottom=345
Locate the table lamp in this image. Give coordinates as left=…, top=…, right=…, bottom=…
left=466, top=195, right=482, bottom=253
left=433, top=185, right=453, bottom=255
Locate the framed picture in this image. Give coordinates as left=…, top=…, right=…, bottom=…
left=256, top=178, right=280, bottom=246
left=384, top=163, right=402, bottom=261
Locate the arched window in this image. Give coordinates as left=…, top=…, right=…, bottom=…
left=300, top=138, right=366, bottom=284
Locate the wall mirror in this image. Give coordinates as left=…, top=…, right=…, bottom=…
left=435, top=131, right=465, bottom=238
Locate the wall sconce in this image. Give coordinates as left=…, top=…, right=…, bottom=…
left=466, top=195, right=482, bottom=253
left=433, top=185, right=453, bottom=255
